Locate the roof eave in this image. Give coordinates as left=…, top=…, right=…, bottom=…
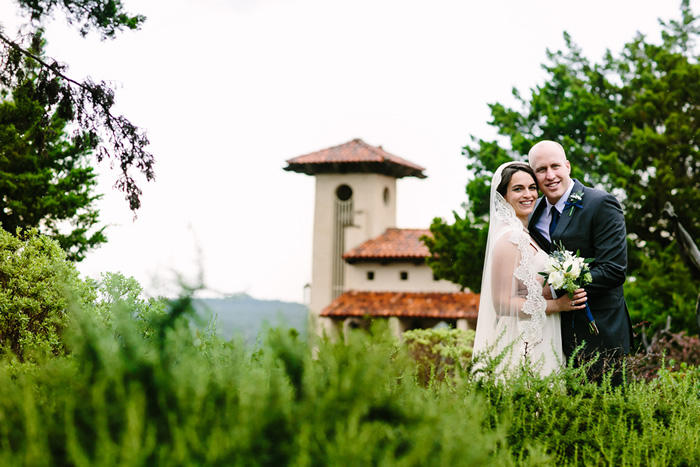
left=344, top=256, right=427, bottom=265
left=283, top=161, right=426, bottom=179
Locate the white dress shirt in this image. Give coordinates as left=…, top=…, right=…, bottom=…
left=534, top=180, right=575, bottom=299
left=535, top=180, right=576, bottom=243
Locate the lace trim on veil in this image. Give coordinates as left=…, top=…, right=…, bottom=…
left=494, top=193, right=547, bottom=346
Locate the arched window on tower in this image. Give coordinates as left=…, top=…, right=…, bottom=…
left=332, top=184, right=354, bottom=298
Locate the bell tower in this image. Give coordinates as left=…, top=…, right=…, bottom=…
left=284, top=138, right=426, bottom=335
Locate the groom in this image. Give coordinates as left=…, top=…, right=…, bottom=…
left=527, top=141, right=633, bottom=383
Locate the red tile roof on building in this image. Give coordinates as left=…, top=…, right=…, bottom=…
left=321, top=291, right=479, bottom=319
left=284, top=138, right=427, bottom=179
left=343, top=228, right=431, bottom=262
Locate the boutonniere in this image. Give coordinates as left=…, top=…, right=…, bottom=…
left=564, top=191, right=584, bottom=216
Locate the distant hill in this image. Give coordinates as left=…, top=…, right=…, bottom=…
left=192, top=294, right=308, bottom=346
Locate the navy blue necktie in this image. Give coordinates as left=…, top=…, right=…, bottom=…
left=549, top=208, right=560, bottom=238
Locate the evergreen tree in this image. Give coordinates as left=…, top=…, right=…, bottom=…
left=0, top=33, right=105, bottom=261
left=0, top=0, right=152, bottom=212
left=428, top=0, right=700, bottom=333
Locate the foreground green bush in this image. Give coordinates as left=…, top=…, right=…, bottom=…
left=0, top=287, right=699, bottom=465
left=403, top=327, right=474, bottom=385
left=0, top=304, right=508, bottom=465
left=470, top=361, right=700, bottom=465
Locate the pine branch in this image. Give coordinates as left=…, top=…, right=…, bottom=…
left=0, top=30, right=154, bottom=212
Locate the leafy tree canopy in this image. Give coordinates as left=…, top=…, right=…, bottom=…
left=427, top=0, right=700, bottom=334
left=0, top=227, right=90, bottom=362
left=0, top=0, right=153, bottom=212
left=14, top=0, right=145, bottom=39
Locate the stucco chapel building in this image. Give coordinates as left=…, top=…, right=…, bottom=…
left=284, top=138, right=479, bottom=337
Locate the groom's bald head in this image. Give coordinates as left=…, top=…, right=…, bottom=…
left=528, top=141, right=566, bottom=166
left=528, top=140, right=572, bottom=204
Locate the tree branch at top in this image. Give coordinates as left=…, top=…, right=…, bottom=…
left=0, top=29, right=155, bottom=212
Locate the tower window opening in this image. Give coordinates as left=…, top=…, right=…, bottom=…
left=336, top=184, right=353, bottom=201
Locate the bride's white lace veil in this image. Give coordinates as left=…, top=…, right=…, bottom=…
left=471, top=161, right=548, bottom=373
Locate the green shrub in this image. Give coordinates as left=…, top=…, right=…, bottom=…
left=403, top=327, right=475, bottom=385
left=0, top=309, right=509, bottom=465
left=0, top=228, right=89, bottom=361
left=89, top=271, right=168, bottom=339
left=625, top=242, right=698, bottom=335
left=505, top=365, right=700, bottom=465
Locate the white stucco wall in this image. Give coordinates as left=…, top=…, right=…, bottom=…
left=345, top=262, right=462, bottom=293
left=309, top=173, right=398, bottom=320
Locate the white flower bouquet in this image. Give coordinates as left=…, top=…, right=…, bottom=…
left=540, top=241, right=599, bottom=335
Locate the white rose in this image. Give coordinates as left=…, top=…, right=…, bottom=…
left=549, top=270, right=565, bottom=289
left=563, top=258, right=581, bottom=279
left=543, top=256, right=559, bottom=274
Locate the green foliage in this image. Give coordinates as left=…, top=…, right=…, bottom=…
left=473, top=363, right=700, bottom=465
left=90, top=271, right=168, bottom=339
left=422, top=213, right=488, bottom=292
left=431, top=1, right=700, bottom=333
left=0, top=32, right=105, bottom=261
left=403, top=327, right=475, bottom=385
left=625, top=241, right=698, bottom=334
left=15, top=0, right=145, bottom=39
left=0, top=307, right=508, bottom=465
left=0, top=227, right=87, bottom=362
left=1, top=281, right=700, bottom=464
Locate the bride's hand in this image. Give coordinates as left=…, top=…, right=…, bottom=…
left=541, top=284, right=553, bottom=300
left=546, top=288, right=588, bottom=314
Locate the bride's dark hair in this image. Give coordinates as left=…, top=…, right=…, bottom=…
left=496, top=162, right=538, bottom=197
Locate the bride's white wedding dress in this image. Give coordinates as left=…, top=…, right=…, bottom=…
left=491, top=244, right=564, bottom=376
left=472, top=162, right=564, bottom=378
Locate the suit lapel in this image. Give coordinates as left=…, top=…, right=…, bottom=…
left=528, top=197, right=551, bottom=251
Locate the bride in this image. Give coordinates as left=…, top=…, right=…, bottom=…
left=472, top=161, right=588, bottom=377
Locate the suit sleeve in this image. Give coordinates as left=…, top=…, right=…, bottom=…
left=587, top=192, right=627, bottom=291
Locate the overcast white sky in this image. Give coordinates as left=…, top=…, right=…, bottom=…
left=1, top=0, right=695, bottom=302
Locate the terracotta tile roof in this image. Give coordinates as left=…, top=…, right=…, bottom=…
left=321, top=291, right=479, bottom=319
left=344, top=228, right=431, bottom=262
left=284, top=138, right=427, bottom=179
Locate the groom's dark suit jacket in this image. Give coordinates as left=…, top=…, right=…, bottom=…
left=528, top=179, right=633, bottom=360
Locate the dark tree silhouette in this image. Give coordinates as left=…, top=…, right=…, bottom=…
left=0, top=0, right=153, bottom=213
